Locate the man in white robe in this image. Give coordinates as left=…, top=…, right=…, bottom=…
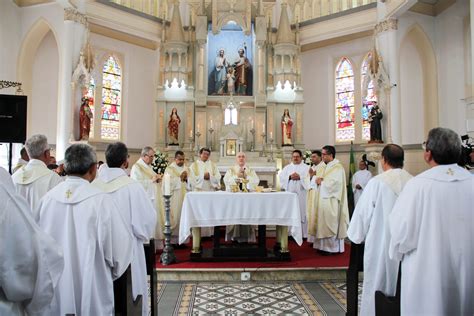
left=12, top=134, right=62, bottom=211
left=351, top=160, right=372, bottom=205
left=314, top=145, right=349, bottom=254
left=93, top=142, right=156, bottom=316
left=164, top=150, right=191, bottom=245
left=347, top=144, right=412, bottom=316
left=279, top=149, right=311, bottom=238
left=35, top=144, right=133, bottom=315
left=188, top=147, right=221, bottom=251
left=389, top=128, right=474, bottom=315
left=224, top=152, right=260, bottom=242
left=0, top=167, right=64, bottom=316
left=12, top=147, right=29, bottom=174
left=131, top=146, right=165, bottom=247
left=307, top=150, right=326, bottom=243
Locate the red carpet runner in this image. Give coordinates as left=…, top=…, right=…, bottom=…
left=156, top=238, right=350, bottom=269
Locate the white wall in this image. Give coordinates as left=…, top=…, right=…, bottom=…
left=0, top=1, right=21, bottom=94
left=90, top=33, right=159, bottom=149
left=400, top=37, right=424, bottom=144
left=301, top=36, right=373, bottom=149
left=434, top=0, right=469, bottom=135
left=30, top=31, right=58, bottom=142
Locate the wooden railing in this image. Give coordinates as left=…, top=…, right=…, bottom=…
left=108, top=0, right=161, bottom=18
left=105, top=0, right=377, bottom=23
left=293, top=0, right=377, bottom=23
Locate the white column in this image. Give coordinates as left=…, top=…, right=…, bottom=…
left=471, top=0, right=474, bottom=98
left=56, top=20, right=74, bottom=160
left=387, top=28, right=401, bottom=144
left=56, top=8, right=87, bottom=160
left=375, top=16, right=400, bottom=144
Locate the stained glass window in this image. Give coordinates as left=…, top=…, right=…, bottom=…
left=361, top=53, right=377, bottom=140
left=101, top=56, right=121, bottom=140
left=335, top=58, right=355, bottom=142
left=86, top=77, right=95, bottom=139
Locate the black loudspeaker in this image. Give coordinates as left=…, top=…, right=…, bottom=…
left=0, top=94, right=27, bottom=143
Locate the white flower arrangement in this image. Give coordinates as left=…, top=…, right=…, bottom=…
left=151, top=150, right=169, bottom=175
left=303, top=150, right=312, bottom=166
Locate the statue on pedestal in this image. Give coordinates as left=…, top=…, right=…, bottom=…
left=281, top=109, right=293, bottom=146
left=214, top=49, right=228, bottom=95
left=368, top=103, right=383, bottom=143
left=168, top=108, right=181, bottom=145
left=233, top=46, right=252, bottom=95
left=79, top=96, right=93, bottom=141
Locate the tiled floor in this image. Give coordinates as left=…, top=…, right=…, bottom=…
left=156, top=281, right=362, bottom=315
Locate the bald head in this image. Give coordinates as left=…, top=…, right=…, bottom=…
left=236, top=152, right=246, bottom=167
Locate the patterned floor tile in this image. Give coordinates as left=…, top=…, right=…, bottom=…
left=171, top=282, right=325, bottom=316
left=319, top=281, right=362, bottom=312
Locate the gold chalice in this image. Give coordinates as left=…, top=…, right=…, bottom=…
left=240, top=178, right=249, bottom=192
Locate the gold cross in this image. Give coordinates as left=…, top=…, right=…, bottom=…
left=65, top=189, right=73, bottom=199
left=446, top=168, right=454, bottom=176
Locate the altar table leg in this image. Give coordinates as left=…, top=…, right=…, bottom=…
left=279, top=226, right=289, bottom=252
left=191, top=227, right=201, bottom=253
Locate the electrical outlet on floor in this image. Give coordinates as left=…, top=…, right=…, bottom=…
left=241, top=272, right=251, bottom=281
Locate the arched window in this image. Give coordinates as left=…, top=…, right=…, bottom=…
left=361, top=52, right=377, bottom=140
left=335, top=58, right=355, bottom=142
left=101, top=56, right=122, bottom=140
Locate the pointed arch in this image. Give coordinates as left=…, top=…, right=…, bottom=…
left=335, top=57, right=355, bottom=142
left=100, top=55, right=122, bottom=140
left=17, top=18, right=60, bottom=134
left=361, top=52, right=377, bottom=140
left=400, top=23, right=438, bottom=138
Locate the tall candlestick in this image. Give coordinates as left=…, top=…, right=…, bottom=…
left=163, top=173, right=171, bottom=195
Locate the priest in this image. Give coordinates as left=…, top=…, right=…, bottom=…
left=351, top=159, right=373, bottom=205
left=313, top=145, right=349, bottom=254
left=163, top=150, right=191, bottom=245
left=12, top=147, right=29, bottom=174
left=35, top=144, right=133, bottom=315
left=93, top=142, right=156, bottom=316
left=223, top=151, right=260, bottom=242
left=279, top=150, right=311, bottom=238
left=347, top=144, right=412, bottom=316
left=131, top=146, right=165, bottom=248
left=12, top=134, right=62, bottom=211
left=307, top=150, right=326, bottom=243
left=389, top=128, right=473, bottom=315
left=188, top=147, right=220, bottom=251
left=0, top=167, right=64, bottom=315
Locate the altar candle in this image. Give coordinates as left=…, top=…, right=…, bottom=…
left=163, top=173, right=171, bottom=195
left=251, top=119, right=254, bottom=129
left=197, top=124, right=200, bottom=132
left=270, top=131, right=273, bottom=139
left=210, top=119, right=213, bottom=129
left=189, top=130, right=193, bottom=138
left=262, top=123, right=265, bottom=132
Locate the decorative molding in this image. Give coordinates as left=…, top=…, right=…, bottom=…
left=374, top=18, right=398, bottom=35
left=64, top=7, right=88, bottom=26
left=0, top=80, right=22, bottom=90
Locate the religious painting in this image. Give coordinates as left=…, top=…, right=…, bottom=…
left=226, top=139, right=237, bottom=156
left=208, top=22, right=253, bottom=96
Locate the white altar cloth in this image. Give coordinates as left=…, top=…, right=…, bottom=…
left=179, top=191, right=302, bottom=245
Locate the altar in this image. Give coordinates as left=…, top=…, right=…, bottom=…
left=179, top=191, right=302, bottom=261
